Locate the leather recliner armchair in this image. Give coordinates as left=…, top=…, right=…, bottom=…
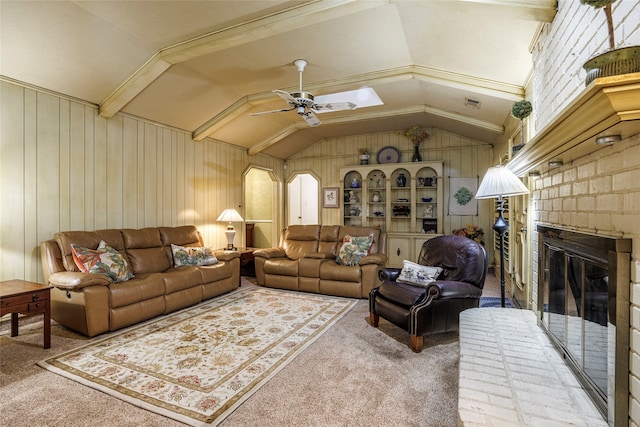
left=369, top=235, right=488, bottom=352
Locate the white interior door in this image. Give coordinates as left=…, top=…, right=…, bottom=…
left=287, top=173, right=318, bottom=226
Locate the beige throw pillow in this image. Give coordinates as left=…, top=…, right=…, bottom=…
left=396, top=260, right=443, bottom=288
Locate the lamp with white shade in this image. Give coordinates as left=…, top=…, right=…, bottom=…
left=475, top=165, right=529, bottom=307
left=217, top=208, right=244, bottom=250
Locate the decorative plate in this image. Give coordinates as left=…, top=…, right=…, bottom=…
left=377, top=146, right=401, bottom=164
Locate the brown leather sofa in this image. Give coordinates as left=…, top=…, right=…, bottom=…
left=253, top=225, right=387, bottom=298
left=369, top=235, right=487, bottom=352
left=40, top=225, right=240, bottom=337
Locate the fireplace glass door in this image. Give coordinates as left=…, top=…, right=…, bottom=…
left=542, top=244, right=609, bottom=399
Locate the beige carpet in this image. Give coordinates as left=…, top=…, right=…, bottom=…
left=1, top=278, right=462, bottom=426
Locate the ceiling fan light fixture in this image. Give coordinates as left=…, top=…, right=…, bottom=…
left=250, top=60, right=382, bottom=126
left=294, top=59, right=308, bottom=72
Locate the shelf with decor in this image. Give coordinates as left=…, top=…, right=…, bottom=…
left=339, top=162, right=443, bottom=266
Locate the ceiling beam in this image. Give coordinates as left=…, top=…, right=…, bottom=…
left=246, top=104, right=504, bottom=155
left=452, top=0, right=556, bottom=22
left=99, top=0, right=387, bottom=118
left=193, top=65, right=520, bottom=141
left=247, top=124, right=304, bottom=156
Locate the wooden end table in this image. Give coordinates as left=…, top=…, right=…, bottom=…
left=222, top=248, right=256, bottom=284
left=238, top=248, right=256, bottom=277
left=0, top=280, right=53, bottom=349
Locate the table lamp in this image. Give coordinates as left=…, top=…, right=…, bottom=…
left=217, top=208, right=244, bottom=250
left=475, top=165, right=529, bottom=307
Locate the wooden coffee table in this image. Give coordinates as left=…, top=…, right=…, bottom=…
left=0, top=280, right=53, bottom=349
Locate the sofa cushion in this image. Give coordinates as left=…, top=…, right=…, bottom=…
left=336, top=233, right=374, bottom=266
left=318, top=225, right=340, bottom=254
left=159, top=226, right=203, bottom=261
left=282, top=225, right=321, bottom=260
left=71, top=240, right=134, bottom=283
left=198, top=261, right=232, bottom=284
left=55, top=229, right=126, bottom=272
left=159, top=225, right=202, bottom=246
left=320, top=262, right=361, bottom=282
left=109, top=273, right=165, bottom=309
left=171, top=244, right=218, bottom=267
left=264, top=258, right=299, bottom=277
left=122, top=228, right=171, bottom=274
left=162, top=266, right=203, bottom=294
left=396, top=260, right=443, bottom=288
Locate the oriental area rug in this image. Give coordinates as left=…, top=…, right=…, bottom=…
left=38, top=287, right=357, bottom=426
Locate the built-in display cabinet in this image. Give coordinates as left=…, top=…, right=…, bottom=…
left=339, top=162, right=444, bottom=267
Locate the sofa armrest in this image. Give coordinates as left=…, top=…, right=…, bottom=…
left=253, top=248, right=286, bottom=259
left=48, top=272, right=111, bottom=290
left=303, top=252, right=334, bottom=259
left=425, top=280, right=483, bottom=300
left=215, top=250, right=241, bottom=262
left=359, top=253, right=387, bottom=266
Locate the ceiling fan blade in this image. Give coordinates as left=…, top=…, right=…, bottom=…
left=312, top=101, right=357, bottom=112
left=250, top=106, right=296, bottom=116
left=273, top=89, right=296, bottom=103
left=300, top=110, right=321, bottom=127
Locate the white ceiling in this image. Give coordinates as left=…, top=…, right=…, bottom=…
left=1, top=0, right=556, bottom=159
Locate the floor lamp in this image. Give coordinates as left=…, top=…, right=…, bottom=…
left=475, top=165, right=529, bottom=307
left=217, top=208, right=244, bottom=250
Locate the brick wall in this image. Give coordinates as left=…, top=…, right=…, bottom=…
left=531, top=0, right=640, bottom=133
left=529, top=1, right=640, bottom=424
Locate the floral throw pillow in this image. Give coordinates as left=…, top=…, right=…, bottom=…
left=171, top=244, right=218, bottom=267
left=335, top=233, right=374, bottom=266
left=396, top=260, right=443, bottom=288
left=71, top=240, right=134, bottom=283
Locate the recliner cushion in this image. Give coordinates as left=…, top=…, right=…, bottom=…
left=378, top=281, right=427, bottom=308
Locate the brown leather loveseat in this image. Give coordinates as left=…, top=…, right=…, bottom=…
left=253, top=225, right=387, bottom=298
left=40, top=225, right=240, bottom=337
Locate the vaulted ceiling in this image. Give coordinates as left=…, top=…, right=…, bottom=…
left=1, top=0, right=556, bottom=159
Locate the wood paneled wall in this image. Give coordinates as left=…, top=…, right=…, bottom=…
left=0, top=80, right=283, bottom=283
left=285, top=128, right=495, bottom=244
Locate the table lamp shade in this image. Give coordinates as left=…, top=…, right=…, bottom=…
left=217, top=209, right=244, bottom=250
left=216, top=209, right=244, bottom=223
left=475, top=165, right=529, bottom=199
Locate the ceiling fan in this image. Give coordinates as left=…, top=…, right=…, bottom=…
left=251, top=59, right=358, bottom=127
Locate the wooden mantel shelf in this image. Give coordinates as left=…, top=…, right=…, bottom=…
left=509, top=73, right=640, bottom=177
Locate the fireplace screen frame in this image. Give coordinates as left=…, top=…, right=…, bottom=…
left=537, top=226, right=631, bottom=426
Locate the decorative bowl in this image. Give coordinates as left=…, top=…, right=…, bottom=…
left=421, top=197, right=433, bottom=202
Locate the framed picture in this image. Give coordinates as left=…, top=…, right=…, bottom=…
left=323, top=187, right=339, bottom=208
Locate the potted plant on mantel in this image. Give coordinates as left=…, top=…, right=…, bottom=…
left=510, top=100, right=532, bottom=156
left=581, top=0, right=640, bottom=86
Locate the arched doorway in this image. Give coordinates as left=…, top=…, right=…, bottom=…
left=287, top=172, right=319, bottom=226
left=243, top=167, right=280, bottom=248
